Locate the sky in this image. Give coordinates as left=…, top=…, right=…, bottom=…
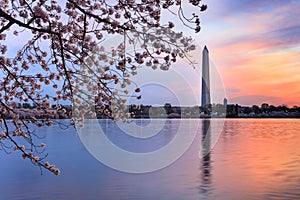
left=196, top=0, right=300, bottom=106
left=3, top=1, right=300, bottom=107
left=129, top=0, right=300, bottom=107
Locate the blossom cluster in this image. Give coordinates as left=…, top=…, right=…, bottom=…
left=0, top=0, right=206, bottom=175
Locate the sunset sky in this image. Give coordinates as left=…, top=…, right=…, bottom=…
left=3, top=1, right=300, bottom=107
left=197, top=0, right=300, bottom=106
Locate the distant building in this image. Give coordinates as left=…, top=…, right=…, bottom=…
left=223, top=98, right=228, bottom=107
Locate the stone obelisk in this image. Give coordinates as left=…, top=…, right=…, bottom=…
left=201, top=46, right=211, bottom=107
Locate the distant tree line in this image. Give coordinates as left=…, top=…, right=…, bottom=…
left=10, top=102, right=300, bottom=119
left=128, top=103, right=300, bottom=118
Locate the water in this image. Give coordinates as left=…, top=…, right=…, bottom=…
left=0, top=119, right=300, bottom=200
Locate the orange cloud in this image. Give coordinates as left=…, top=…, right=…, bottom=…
left=210, top=42, right=300, bottom=106
left=196, top=0, right=300, bottom=106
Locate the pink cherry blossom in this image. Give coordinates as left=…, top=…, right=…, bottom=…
left=0, top=0, right=206, bottom=175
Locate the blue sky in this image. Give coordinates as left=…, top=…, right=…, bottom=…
left=3, top=0, right=300, bottom=107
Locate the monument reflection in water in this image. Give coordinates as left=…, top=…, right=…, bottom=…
left=200, top=119, right=212, bottom=194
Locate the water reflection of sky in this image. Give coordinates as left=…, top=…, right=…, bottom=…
left=0, top=119, right=300, bottom=200
left=100, top=119, right=180, bottom=153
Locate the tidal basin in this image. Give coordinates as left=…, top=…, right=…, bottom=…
left=1, top=119, right=300, bottom=200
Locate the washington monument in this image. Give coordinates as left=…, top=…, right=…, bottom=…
left=201, top=46, right=211, bottom=107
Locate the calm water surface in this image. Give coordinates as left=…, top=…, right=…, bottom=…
left=0, top=119, right=300, bottom=200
